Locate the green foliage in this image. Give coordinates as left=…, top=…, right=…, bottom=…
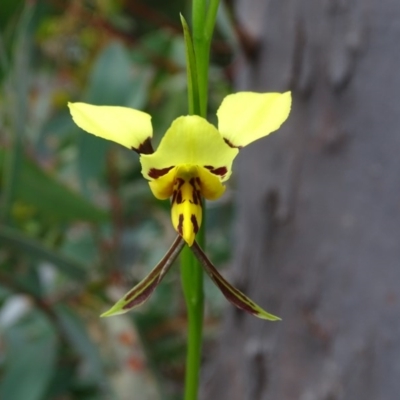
left=0, top=150, right=108, bottom=223
left=0, top=309, right=58, bottom=400
left=0, top=1, right=235, bottom=399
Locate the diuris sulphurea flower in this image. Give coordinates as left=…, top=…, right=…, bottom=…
left=69, top=91, right=291, bottom=320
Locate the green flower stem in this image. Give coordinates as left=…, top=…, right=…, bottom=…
left=180, top=239, right=204, bottom=400
left=180, top=1, right=220, bottom=399
left=192, top=0, right=221, bottom=118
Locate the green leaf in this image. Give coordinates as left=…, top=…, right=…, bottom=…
left=0, top=149, right=108, bottom=223
left=0, top=309, right=58, bottom=400
left=84, top=42, right=134, bottom=105
left=180, top=14, right=200, bottom=115
left=0, top=0, right=23, bottom=29
left=101, top=236, right=185, bottom=317
left=78, top=41, right=148, bottom=194
left=54, top=305, right=109, bottom=386
left=0, top=225, right=87, bottom=281
left=191, top=241, right=281, bottom=321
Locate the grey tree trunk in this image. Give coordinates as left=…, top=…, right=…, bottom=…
left=202, top=0, right=400, bottom=399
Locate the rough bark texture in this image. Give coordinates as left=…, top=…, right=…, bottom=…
left=202, top=0, right=400, bottom=399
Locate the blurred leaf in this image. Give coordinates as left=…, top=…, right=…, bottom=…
left=0, top=225, right=87, bottom=281
left=35, top=110, right=77, bottom=156
left=152, top=74, right=187, bottom=135
left=54, top=304, right=110, bottom=388
left=0, top=149, right=108, bottom=223
left=84, top=42, right=134, bottom=105
left=216, top=2, right=240, bottom=53
left=78, top=41, right=150, bottom=194
left=61, top=227, right=98, bottom=265
left=0, top=310, right=58, bottom=400
left=0, top=0, right=24, bottom=34
left=134, top=30, right=173, bottom=63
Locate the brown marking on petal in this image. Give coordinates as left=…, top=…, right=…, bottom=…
left=132, top=137, right=154, bottom=155
left=124, top=266, right=160, bottom=302
left=204, top=165, right=228, bottom=177
left=119, top=236, right=185, bottom=313
left=191, top=189, right=198, bottom=205
left=224, top=138, right=242, bottom=149
left=176, top=178, right=185, bottom=189
left=172, top=190, right=178, bottom=204
left=186, top=178, right=201, bottom=205
left=177, top=214, right=184, bottom=236
left=148, top=166, right=173, bottom=179
left=191, top=214, right=199, bottom=234
left=123, top=236, right=184, bottom=303
left=176, top=190, right=183, bottom=204
left=123, top=287, right=154, bottom=309
left=190, top=242, right=264, bottom=317
left=195, top=189, right=202, bottom=205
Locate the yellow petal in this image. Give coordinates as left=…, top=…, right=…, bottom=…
left=148, top=166, right=177, bottom=200
left=217, top=92, right=291, bottom=148
left=140, top=116, right=238, bottom=182
left=170, top=166, right=203, bottom=246
left=197, top=167, right=225, bottom=200
left=68, top=102, right=153, bottom=151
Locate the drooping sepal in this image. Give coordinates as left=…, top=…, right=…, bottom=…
left=191, top=241, right=281, bottom=321
left=101, top=236, right=185, bottom=317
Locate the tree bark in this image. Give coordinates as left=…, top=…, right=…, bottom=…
left=202, top=0, right=400, bottom=399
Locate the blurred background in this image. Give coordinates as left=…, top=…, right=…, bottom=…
left=0, top=1, right=237, bottom=399
left=2, top=1, right=400, bottom=400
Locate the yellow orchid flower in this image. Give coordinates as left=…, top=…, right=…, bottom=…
left=69, top=92, right=291, bottom=246
left=68, top=91, right=291, bottom=320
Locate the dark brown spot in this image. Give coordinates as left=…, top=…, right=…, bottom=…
left=195, top=177, right=201, bottom=185
left=148, top=166, right=173, bottom=179
left=204, top=165, right=228, bottom=177
left=224, top=138, right=242, bottom=149
left=172, top=190, right=178, bottom=204
left=178, top=214, right=184, bottom=235
left=194, top=189, right=202, bottom=205
left=132, top=137, right=154, bottom=155
left=192, top=189, right=199, bottom=205
left=176, top=190, right=183, bottom=204
left=191, top=214, right=199, bottom=234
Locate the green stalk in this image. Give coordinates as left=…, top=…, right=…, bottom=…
left=191, top=0, right=220, bottom=117
left=180, top=240, right=204, bottom=400
left=180, top=1, right=220, bottom=399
